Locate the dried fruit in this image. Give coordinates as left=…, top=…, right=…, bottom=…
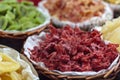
left=0, top=52, right=20, bottom=74
left=44, top=0, right=104, bottom=22
left=30, top=25, right=118, bottom=72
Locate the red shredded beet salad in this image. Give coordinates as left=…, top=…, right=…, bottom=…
left=30, top=25, right=118, bottom=72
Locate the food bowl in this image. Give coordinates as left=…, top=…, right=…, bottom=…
left=23, top=25, right=120, bottom=80
left=39, top=0, right=113, bottom=30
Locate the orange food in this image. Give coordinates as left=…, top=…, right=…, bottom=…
left=44, top=0, right=105, bottom=22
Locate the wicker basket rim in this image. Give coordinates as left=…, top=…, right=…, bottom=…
left=23, top=30, right=120, bottom=80
left=0, top=24, right=48, bottom=39
left=23, top=46, right=120, bottom=80
left=33, top=60, right=120, bottom=80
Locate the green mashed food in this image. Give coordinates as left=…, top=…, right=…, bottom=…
left=0, top=0, right=45, bottom=31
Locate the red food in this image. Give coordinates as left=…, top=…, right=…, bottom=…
left=17, top=0, right=41, bottom=6
left=30, top=0, right=41, bottom=6
left=30, top=25, right=118, bottom=72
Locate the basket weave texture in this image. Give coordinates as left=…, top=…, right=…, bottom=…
left=33, top=62, right=120, bottom=80
left=22, top=49, right=120, bottom=80
left=0, top=25, right=48, bottom=39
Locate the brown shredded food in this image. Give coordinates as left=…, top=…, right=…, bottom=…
left=30, top=25, right=118, bottom=72
left=44, top=0, right=105, bottom=22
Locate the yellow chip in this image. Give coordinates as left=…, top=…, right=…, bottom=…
left=0, top=52, right=20, bottom=74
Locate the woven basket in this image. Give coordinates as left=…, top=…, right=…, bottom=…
left=0, top=24, right=48, bottom=39
left=22, top=26, right=120, bottom=80
left=0, top=2, right=50, bottom=50
left=39, top=0, right=113, bottom=31
left=21, top=51, right=120, bottom=80
left=22, top=37, right=120, bottom=80
left=0, top=44, right=39, bottom=79
left=32, top=61, right=120, bottom=80
left=0, top=1, right=50, bottom=39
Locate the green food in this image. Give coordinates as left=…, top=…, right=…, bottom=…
left=0, top=0, right=45, bottom=31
